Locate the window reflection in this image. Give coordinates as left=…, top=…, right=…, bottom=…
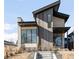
left=32, top=29, right=37, bottom=43
left=53, top=34, right=62, bottom=47
left=21, top=30, right=27, bottom=43
left=21, top=29, right=37, bottom=43
left=27, top=29, right=31, bottom=43
left=55, top=37, right=62, bottom=47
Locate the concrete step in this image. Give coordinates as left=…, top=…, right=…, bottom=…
left=37, top=51, right=53, bottom=59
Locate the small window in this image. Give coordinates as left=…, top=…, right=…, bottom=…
left=47, top=14, right=52, bottom=28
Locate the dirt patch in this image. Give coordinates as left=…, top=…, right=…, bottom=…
left=58, top=51, right=74, bottom=59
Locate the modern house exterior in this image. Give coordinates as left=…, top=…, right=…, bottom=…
left=17, top=0, right=70, bottom=51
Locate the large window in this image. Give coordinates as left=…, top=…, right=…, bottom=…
left=53, top=34, right=62, bottom=47
left=21, top=29, right=37, bottom=43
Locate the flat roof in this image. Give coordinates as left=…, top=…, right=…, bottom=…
left=18, top=21, right=37, bottom=27
left=53, top=27, right=70, bottom=33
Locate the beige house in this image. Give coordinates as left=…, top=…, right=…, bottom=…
left=17, top=0, right=70, bottom=51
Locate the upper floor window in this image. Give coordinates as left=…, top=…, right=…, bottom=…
left=47, top=14, right=52, bottom=28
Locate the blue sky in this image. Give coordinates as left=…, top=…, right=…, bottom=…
left=4, top=0, right=73, bottom=43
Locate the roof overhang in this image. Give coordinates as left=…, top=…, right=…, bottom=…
left=33, top=0, right=60, bottom=17
left=68, top=31, right=74, bottom=37
left=53, top=11, right=69, bottom=22
left=18, top=21, right=37, bottom=27
left=53, top=27, right=70, bottom=33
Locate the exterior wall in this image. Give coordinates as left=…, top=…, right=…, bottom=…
left=36, top=9, right=65, bottom=50
left=17, top=25, right=21, bottom=47
left=18, top=26, right=38, bottom=50
left=53, top=16, right=65, bottom=27
left=36, top=8, right=53, bottom=50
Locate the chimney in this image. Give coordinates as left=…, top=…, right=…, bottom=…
left=17, top=17, right=23, bottom=22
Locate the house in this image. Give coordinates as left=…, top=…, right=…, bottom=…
left=64, top=31, right=74, bottom=50
left=4, top=40, right=16, bottom=46
left=17, top=0, right=70, bottom=51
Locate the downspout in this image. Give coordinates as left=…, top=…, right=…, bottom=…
left=67, top=31, right=68, bottom=49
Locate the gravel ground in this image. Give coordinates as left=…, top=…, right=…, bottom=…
left=7, top=52, right=32, bottom=59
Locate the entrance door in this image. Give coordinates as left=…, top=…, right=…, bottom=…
left=53, top=34, right=62, bottom=48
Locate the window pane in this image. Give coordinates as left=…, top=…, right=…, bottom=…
left=48, top=14, right=51, bottom=22
left=26, top=29, right=31, bottom=43
left=21, top=30, right=27, bottom=43
left=56, top=37, right=61, bottom=46
left=32, top=29, right=37, bottom=43
left=47, top=14, right=51, bottom=28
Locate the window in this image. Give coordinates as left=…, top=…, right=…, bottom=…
left=21, top=29, right=37, bottom=43
left=32, top=29, right=37, bottom=43
left=21, top=30, right=27, bottom=43
left=26, top=29, right=31, bottom=43
left=53, top=34, right=62, bottom=47
left=55, top=37, right=62, bottom=47
left=47, top=14, right=52, bottom=28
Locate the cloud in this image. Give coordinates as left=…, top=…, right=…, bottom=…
left=4, top=23, right=17, bottom=31
left=4, top=23, right=18, bottom=44
left=5, top=32, right=18, bottom=44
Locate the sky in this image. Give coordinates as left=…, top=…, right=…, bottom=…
left=4, top=0, right=74, bottom=43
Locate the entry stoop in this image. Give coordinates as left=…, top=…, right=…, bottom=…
left=36, top=51, right=58, bottom=59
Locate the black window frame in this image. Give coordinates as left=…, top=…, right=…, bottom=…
left=21, top=29, right=37, bottom=44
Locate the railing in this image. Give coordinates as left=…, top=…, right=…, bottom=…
left=34, top=52, right=37, bottom=59
left=33, top=51, right=60, bottom=59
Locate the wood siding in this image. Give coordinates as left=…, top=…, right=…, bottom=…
left=53, top=16, right=65, bottom=27
left=36, top=8, right=53, bottom=50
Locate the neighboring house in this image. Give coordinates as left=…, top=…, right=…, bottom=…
left=4, top=40, right=16, bottom=46
left=64, top=31, right=74, bottom=50
left=17, top=0, right=70, bottom=51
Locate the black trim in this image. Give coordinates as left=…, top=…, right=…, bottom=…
left=53, top=11, right=69, bottom=22
left=18, top=21, right=36, bottom=23
left=33, top=0, right=60, bottom=16
left=18, top=21, right=37, bottom=27
left=53, top=27, right=70, bottom=33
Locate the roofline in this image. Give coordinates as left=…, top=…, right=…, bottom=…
left=68, top=31, right=74, bottom=37
left=53, top=11, right=70, bottom=23
left=53, top=27, right=70, bottom=33
left=18, top=21, right=36, bottom=23
left=32, top=0, right=60, bottom=16
left=18, top=21, right=37, bottom=27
